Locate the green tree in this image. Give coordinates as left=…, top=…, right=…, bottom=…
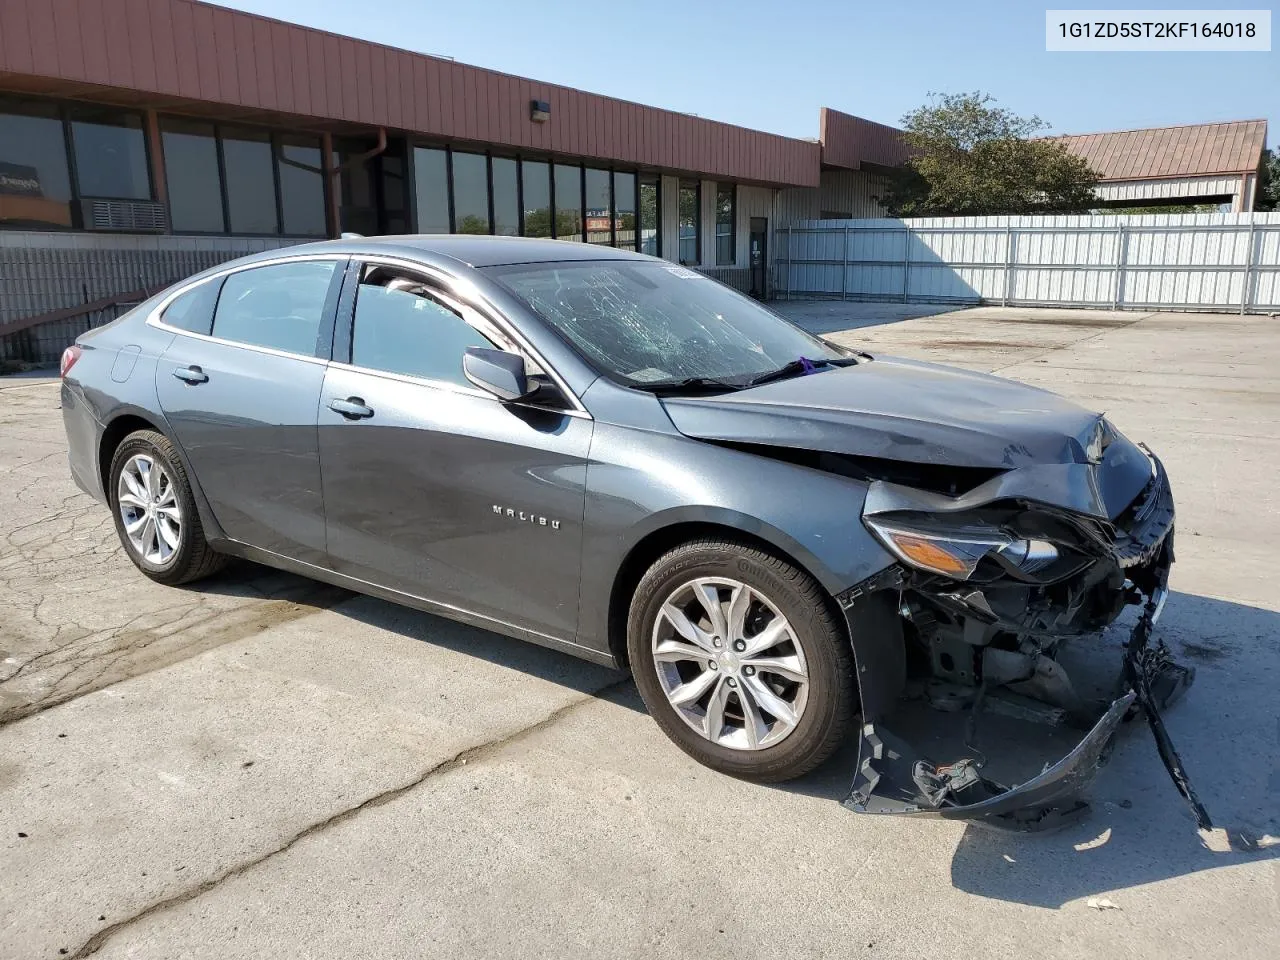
left=880, top=92, right=1099, bottom=217
left=1256, top=149, right=1278, bottom=211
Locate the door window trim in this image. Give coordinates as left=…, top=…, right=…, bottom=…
left=145, top=253, right=351, bottom=365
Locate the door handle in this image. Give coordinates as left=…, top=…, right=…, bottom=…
left=328, top=396, right=374, bottom=420
left=172, top=365, right=208, bottom=384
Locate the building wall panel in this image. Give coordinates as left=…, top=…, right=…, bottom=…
left=0, top=0, right=820, bottom=187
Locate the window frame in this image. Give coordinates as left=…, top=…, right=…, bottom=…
left=146, top=254, right=349, bottom=363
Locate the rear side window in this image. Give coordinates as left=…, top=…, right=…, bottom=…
left=212, top=260, right=339, bottom=356
left=161, top=279, right=222, bottom=335
left=351, top=269, right=495, bottom=387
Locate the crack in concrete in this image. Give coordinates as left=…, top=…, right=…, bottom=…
left=65, top=674, right=632, bottom=959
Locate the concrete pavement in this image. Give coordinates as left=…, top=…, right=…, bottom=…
left=1, top=305, right=1277, bottom=959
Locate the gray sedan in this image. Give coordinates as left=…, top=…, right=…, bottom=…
left=60, top=236, right=1199, bottom=829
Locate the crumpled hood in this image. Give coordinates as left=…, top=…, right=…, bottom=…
left=661, top=356, right=1104, bottom=470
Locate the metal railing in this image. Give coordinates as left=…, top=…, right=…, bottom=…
left=775, top=216, right=1280, bottom=314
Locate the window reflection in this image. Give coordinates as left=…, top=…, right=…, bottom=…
left=613, top=171, right=636, bottom=251
left=413, top=147, right=449, bottom=233
left=553, top=163, right=582, bottom=242
left=162, top=119, right=225, bottom=233
left=222, top=128, right=277, bottom=234
left=68, top=106, right=150, bottom=200
left=715, top=184, right=735, bottom=265
left=522, top=160, right=551, bottom=238
left=678, top=180, right=700, bottom=265
left=0, top=98, right=73, bottom=229
left=584, top=168, right=611, bottom=245
left=276, top=134, right=326, bottom=236
left=492, top=157, right=518, bottom=237
left=639, top=176, right=659, bottom=257
left=451, top=152, right=489, bottom=234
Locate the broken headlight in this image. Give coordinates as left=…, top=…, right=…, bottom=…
left=864, top=517, right=1066, bottom=581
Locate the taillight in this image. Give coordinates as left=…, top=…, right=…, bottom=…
left=60, top=345, right=83, bottom=379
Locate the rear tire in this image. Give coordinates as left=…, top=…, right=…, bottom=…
left=627, top=538, right=855, bottom=783
left=108, top=429, right=228, bottom=586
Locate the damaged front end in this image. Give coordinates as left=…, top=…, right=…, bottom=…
left=837, top=447, right=1208, bottom=831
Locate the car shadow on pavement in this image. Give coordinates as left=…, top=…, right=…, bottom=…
left=777, top=590, right=1280, bottom=907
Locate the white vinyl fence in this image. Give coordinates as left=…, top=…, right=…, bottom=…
left=775, top=213, right=1280, bottom=314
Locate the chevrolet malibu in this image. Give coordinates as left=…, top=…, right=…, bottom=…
left=60, top=236, right=1200, bottom=830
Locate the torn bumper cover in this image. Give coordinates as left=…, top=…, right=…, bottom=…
left=837, top=455, right=1210, bottom=832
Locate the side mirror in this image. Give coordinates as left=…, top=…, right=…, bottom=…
left=463, top=347, right=531, bottom=402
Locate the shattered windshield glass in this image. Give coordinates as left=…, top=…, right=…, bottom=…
left=485, top=260, right=848, bottom=387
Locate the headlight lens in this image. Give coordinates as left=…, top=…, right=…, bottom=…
left=867, top=518, right=1059, bottom=580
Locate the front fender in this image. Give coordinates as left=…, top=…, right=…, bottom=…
left=577, top=422, right=897, bottom=656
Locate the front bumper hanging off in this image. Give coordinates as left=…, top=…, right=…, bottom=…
left=839, top=539, right=1211, bottom=833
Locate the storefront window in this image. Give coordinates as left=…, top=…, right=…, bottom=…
left=222, top=127, right=277, bottom=234
left=678, top=180, right=700, bottom=265
left=639, top=176, right=659, bottom=257
left=584, top=168, right=611, bottom=245
left=0, top=98, right=73, bottom=229
left=613, top=172, right=636, bottom=251
left=413, top=147, right=450, bottom=234
left=451, top=152, right=490, bottom=234
left=553, top=163, right=582, bottom=242
left=276, top=134, right=326, bottom=236
left=715, top=184, right=735, bottom=265
left=68, top=106, right=150, bottom=200
left=162, top=119, right=225, bottom=233
left=492, top=157, right=519, bottom=237
left=521, top=161, right=551, bottom=238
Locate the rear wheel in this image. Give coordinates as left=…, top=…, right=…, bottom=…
left=108, top=429, right=227, bottom=585
left=627, top=538, right=855, bottom=783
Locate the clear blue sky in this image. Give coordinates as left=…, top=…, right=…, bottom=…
left=212, top=0, right=1276, bottom=146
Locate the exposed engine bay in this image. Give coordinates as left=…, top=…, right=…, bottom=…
left=836, top=448, right=1209, bottom=832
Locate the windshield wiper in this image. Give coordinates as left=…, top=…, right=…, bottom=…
left=632, top=376, right=744, bottom=395
left=745, top=356, right=858, bottom=388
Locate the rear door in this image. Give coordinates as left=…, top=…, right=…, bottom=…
left=317, top=260, right=592, bottom=642
left=155, top=256, right=347, bottom=565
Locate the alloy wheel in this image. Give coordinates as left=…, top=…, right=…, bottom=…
left=651, top=577, right=809, bottom=751
left=117, top=453, right=182, bottom=566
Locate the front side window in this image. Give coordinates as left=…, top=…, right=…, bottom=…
left=678, top=180, right=700, bottom=265
left=487, top=260, right=845, bottom=388
left=0, top=98, right=73, bottom=229
left=161, top=278, right=223, bottom=335
left=68, top=106, right=150, bottom=200
left=715, top=184, right=735, bottom=266
left=351, top=266, right=495, bottom=387
left=212, top=260, right=338, bottom=355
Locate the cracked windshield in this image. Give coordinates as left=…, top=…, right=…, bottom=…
left=487, top=260, right=848, bottom=387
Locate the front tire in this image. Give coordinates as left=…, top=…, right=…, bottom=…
left=627, top=538, right=855, bottom=783
left=108, top=429, right=227, bottom=585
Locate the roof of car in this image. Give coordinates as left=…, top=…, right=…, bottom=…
left=281, top=234, right=657, bottom=269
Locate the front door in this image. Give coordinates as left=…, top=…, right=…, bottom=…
left=316, top=262, right=592, bottom=642
left=749, top=217, right=768, bottom=299
left=155, top=257, right=346, bottom=565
